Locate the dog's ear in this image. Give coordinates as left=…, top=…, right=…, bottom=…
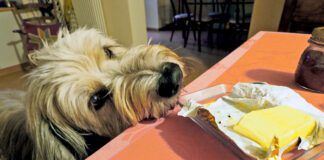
left=27, top=49, right=49, bottom=66
left=58, top=27, right=70, bottom=40
left=28, top=28, right=70, bottom=66
left=27, top=51, right=41, bottom=66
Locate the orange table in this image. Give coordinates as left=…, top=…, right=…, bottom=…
left=88, top=32, right=324, bottom=160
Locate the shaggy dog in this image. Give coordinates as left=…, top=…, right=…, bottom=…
left=0, top=28, right=189, bottom=160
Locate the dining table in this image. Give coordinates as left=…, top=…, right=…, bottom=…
left=87, top=31, right=324, bottom=160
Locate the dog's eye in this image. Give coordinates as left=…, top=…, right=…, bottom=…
left=103, top=47, right=113, bottom=58
left=89, top=88, right=110, bottom=110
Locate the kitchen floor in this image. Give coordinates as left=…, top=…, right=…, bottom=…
left=0, top=70, right=26, bottom=90
left=0, top=30, right=229, bottom=91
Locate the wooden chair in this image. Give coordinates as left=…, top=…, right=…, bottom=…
left=11, top=2, right=61, bottom=70
left=207, top=0, right=232, bottom=48
left=183, top=0, right=231, bottom=51
left=208, top=0, right=232, bottom=27
left=169, top=0, right=195, bottom=46
left=228, top=0, right=253, bottom=47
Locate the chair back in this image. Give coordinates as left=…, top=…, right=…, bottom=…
left=215, top=0, right=232, bottom=15
left=11, top=2, right=61, bottom=52
left=233, top=0, right=253, bottom=25
left=24, top=21, right=61, bottom=52
left=170, top=0, right=192, bottom=23
left=180, top=0, right=205, bottom=24
left=211, top=0, right=230, bottom=13
left=227, top=0, right=253, bottom=33
left=170, top=0, right=188, bottom=16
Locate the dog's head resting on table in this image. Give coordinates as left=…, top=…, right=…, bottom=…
left=0, top=28, right=189, bottom=160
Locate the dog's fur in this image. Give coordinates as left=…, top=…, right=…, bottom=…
left=0, top=28, right=189, bottom=160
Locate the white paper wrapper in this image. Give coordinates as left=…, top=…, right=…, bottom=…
left=178, top=83, right=324, bottom=160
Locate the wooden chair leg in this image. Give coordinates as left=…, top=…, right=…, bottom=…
left=192, top=24, right=197, bottom=41
left=182, top=22, right=186, bottom=39
left=198, top=27, right=202, bottom=52
left=170, top=23, right=176, bottom=42
left=216, top=23, right=223, bottom=47
left=184, top=22, right=190, bottom=47
left=207, top=24, right=213, bottom=48
left=170, top=30, right=175, bottom=42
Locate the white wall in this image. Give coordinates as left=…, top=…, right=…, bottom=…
left=72, top=0, right=107, bottom=34
left=73, top=0, right=148, bottom=47
left=145, top=0, right=172, bottom=30
left=0, top=11, right=26, bottom=69
left=248, top=0, right=285, bottom=38
left=127, top=0, right=148, bottom=46
left=158, top=0, right=172, bottom=28
left=145, top=0, right=160, bottom=29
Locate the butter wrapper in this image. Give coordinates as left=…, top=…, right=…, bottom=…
left=178, top=83, right=324, bottom=160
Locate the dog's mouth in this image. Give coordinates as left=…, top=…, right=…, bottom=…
left=141, top=98, right=180, bottom=122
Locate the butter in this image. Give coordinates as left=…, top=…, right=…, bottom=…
left=233, top=106, right=316, bottom=150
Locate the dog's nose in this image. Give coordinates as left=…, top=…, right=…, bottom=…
left=157, top=62, right=183, bottom=98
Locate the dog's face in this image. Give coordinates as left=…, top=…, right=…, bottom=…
left=26, top=29, right=186, bottom=137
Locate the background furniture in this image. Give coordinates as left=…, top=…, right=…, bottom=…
left=11, top=2, right=61, bottom=70
left=279, top=0, right=324, bottom=33
left=169, top=0, right=195, bottom=46
left=207, top=0, right=232, bottom=48
left=228, top=0, right=253, bottom=47
left=182, top=0, right=253, bottom=51
left=184, top=0, right=231, bottom=51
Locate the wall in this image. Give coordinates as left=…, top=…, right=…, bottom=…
left=145, top=0, right=172, bottom=30
left=0, top=10, right=25, bottom=69
left=248, top=0, right=286, bottom=38
left=157, top=0, right=172, bottom=28
left=127, top=0, right=148, bottom=46
left=72, top=0, right=107, bottom=34
left=74, top=0, right=148, bottom=47
left=145, top=0, right=159, bottom=29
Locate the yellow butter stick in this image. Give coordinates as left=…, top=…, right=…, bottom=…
left=233, top=106, right=316, bottom=150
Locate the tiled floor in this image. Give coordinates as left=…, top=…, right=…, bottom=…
left=0, top=30, right=228, bottom=90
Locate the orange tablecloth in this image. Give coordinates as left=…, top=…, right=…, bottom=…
left=88, top=32, right=323, bottom=160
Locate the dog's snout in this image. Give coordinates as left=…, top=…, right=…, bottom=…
left=157, top=62, right=183, bottom=98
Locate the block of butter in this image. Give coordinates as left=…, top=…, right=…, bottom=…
left=233, top=105, right=316, bottom=150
